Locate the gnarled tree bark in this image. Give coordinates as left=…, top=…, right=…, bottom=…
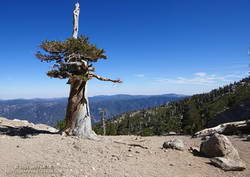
left=63, top=74, right=121, bottom=139
left=63, top=77, right=98, bottom=139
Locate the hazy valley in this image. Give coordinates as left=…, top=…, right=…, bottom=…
left=0, top=94, right=185, bottom=127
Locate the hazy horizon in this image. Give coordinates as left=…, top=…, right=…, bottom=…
left=0, top=92, right=189, bottom=100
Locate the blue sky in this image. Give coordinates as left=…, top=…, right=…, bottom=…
left=0, top=0, right=249, bottom=99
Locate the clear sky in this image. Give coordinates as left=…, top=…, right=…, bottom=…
left=0, top=0, right=249, bottom=99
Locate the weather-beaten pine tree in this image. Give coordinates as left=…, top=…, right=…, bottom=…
left=36, top=36, right=121, bottom=139
left=36, top=3, right=121, bottom=140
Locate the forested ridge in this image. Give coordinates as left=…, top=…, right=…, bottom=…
left=0, top=94, right=184, bottom=126
left=94, top=77, right=250, bottom=136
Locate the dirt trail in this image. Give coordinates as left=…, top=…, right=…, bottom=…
left=0, top=117, right=249, bottom=177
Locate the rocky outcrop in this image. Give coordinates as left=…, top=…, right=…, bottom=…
left=200, top=133, right=246, bottom=171
left=0, top=117, right=59, bottom=138
left=194, top=121, right=248, bottom=137
left=163, top=139, right=184, bottom=151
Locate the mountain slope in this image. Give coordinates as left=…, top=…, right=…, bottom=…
left=93, top=77, right=250, bottom=136
left=0, top=94, right=185, bottom=126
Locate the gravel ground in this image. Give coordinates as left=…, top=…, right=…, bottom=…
left=0, top=117, right=249, bottom=177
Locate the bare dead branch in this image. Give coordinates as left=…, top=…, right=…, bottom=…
left=88, top=73, right=122, bottom=83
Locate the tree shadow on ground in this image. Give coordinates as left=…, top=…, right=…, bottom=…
left=0, top=125, right=59, bottom=138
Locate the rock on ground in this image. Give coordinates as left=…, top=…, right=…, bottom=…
left=163, top=139, right=185, bottom=151
left=200, top=133, right=240, bottom=159
left=211, top=157, right=246, bottom=171
left=200, top=133, right=246, bottom=171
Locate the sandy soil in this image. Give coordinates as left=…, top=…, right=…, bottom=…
left=0, top=117, right=249, bottom=177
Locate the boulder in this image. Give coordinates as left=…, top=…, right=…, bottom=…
left=211, top=157, right=246, bottom=171
left=163, top=139, right=184, bottom=151
left=200, top=133, right=246, bottom=171
left=200, top=133, right=240, bottom=159
left=246, top=135, right=250, bottom=141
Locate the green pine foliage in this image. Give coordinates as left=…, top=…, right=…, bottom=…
left=36, top=35, right=107, bottom=79
left=93, top=77, right=250, bottom=136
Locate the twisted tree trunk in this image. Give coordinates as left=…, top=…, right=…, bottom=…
left=63, top=77, right=98, bottom=140
left=62, top=3, right=98, bottom=140
left=60, top=2, right=121, bottom=139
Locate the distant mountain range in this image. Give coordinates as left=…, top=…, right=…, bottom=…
left=94, top=77, right=250, bottom=136
left=0, top=94, right=186, bottom=126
